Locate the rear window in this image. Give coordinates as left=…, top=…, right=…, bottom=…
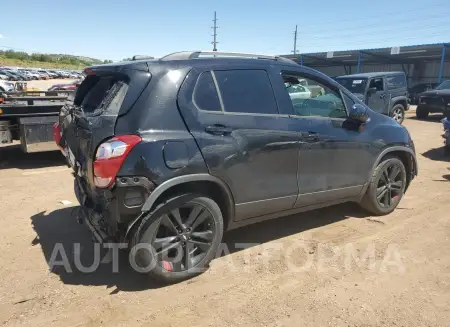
left=386, top=74, right=406, bottom=90
left=76, top=75, right=128, bottom=115
left=193, top=72, right=221, bottom=111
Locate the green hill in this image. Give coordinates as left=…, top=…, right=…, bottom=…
left=0, top=49, right=113, bottom=69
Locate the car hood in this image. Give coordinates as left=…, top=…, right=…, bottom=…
left=420, top=89, right=450, bottom=96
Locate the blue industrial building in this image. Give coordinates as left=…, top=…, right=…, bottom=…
left=282, top=43, right=449, bottom=86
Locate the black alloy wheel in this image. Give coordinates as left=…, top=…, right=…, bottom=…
left=360, top=156, right=407, bottom=215
left=132, top=194, right=224, bottom=283
left=376, top=163, right=404, bottom=209
left=152, top=202, right=216, bottom=271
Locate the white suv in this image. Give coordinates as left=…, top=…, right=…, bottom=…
left=0, top=80, right=15, bottom=92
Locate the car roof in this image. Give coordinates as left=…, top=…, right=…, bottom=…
left=87, top=51, right=300, bottom=72
left=337, top=72, right=405, bottom=78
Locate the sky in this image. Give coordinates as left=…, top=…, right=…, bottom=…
left=0, top=0, right=449, bottom=61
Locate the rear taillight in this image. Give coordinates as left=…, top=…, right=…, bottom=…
left=93, top=135, right=141, bottom=188
left=53, top=122, right=63, bottom=149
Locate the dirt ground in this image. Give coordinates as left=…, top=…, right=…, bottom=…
left=0, top=108, right=449, bottom=327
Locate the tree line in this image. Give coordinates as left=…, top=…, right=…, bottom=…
left=0, top=49, right=112, bottom=66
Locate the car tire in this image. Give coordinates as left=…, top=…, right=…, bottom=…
left=416, top=106, right=429, bottom=119
left=360, top=155, right=407, bottom=216
left=130, top=193, right=224, bottom=284
left=390, top=104, right=405, bottom=124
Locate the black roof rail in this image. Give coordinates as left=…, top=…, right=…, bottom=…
left=132, top=55, right=155, bottom=61
left=159, top=51, right=297, bottom=64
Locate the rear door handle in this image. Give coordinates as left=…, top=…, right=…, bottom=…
left=205, top=124, right=233, bottom=135
left=301, top=131, right=320, bottom=141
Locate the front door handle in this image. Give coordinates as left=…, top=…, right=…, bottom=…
left=380, top=94, right=386, bottom=99
left=205, top=124, right=233, bottom=135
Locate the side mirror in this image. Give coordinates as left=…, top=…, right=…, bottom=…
left=349, top=104, right=370, bottom=123
left=368, top=87, right=377, bottom=95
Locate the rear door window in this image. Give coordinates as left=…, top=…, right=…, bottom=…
left=386, top=74, right=406, bottom=90
left=214, top=70, right=278, bottom=115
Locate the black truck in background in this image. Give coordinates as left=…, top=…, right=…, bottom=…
left=0, top=91, right=74, bottom=153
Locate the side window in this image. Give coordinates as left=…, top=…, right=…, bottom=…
left=213, top=70, right=278, bottom=115
left=193, top=71, right=222, bottom=112
left=386, top=75, right=406, bottom=90
left=282, top=72, right=347, bottom=119
left=369, top=78, right=384, bottom=91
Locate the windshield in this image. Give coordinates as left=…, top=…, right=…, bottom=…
left=436, top=80, right=450, bottom=90
left=335, top=78, right=367, bottom=94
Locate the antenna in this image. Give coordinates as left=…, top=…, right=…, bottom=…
left=292, top=25, right=298, bottom=55
left=212, top=11, right=218, bottom=52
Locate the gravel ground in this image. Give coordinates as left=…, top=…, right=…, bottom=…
left=0, top=107, right=449, bottom=327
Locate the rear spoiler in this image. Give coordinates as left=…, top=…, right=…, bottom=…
left=132, top=55, right=154, bottom=61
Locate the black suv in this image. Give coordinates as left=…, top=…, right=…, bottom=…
left=335, top=72, right=409, bottom=124
left=416, top=80, right=450, bottom=119
left=55, top=51, right=418, bottom=283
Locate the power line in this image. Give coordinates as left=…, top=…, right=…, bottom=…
left=303, top=23, right=449, bottom=41
left=291, top=0, right=445, bottom=17
left=212, top=11, right=218, bottom=52
left=299, top=4, right=447, bottom=27
left=298, top=13, right=448, bottom=34
left=300, top=34, right=448, bottom=51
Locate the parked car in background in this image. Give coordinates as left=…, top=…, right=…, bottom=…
left=1, top=70, right=23, bottom=81
left=416, top=80, right=450, bottom=119
left=48, top=80, right=81, bottom=91
left=335, top=72, right=409, bottom=124
left=408, top=82, right=438, bottom=105
left=0, top=80, right=15, bottom=92
left=52, top=70, right=66, bottom=78
left=0, top=72, right=9, bottom=80
left=55, top=51, right=417, bottom=284
left=15, top=71, right=32, bottom=81
left=18, top=71, right=35, bottom=80
left=19, top=70, right=39, bottom=80
left=285, top=77, right=311, bottom=100
left=0, top=70, right=17, bottom=81
left=28, top=70, right=43, bottom=79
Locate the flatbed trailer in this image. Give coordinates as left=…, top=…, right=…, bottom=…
left=0, top=91, right=72, bottom=153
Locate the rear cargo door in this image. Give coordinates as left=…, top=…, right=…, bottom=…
left=59, top=66, right=151, bottom=188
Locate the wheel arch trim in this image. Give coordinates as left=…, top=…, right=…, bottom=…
left=370, top=146, right=418, bottom=180
left=125, top=174, right=235, bottom=240
left=141, top=174, right=235, bottom=213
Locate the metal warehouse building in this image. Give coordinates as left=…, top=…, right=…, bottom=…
left=281, top=43, right=449, bottom=86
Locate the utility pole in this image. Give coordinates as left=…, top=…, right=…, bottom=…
left=212, top=11, right=218, bottom=51
left=292, top=25, right=298, bottom=55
